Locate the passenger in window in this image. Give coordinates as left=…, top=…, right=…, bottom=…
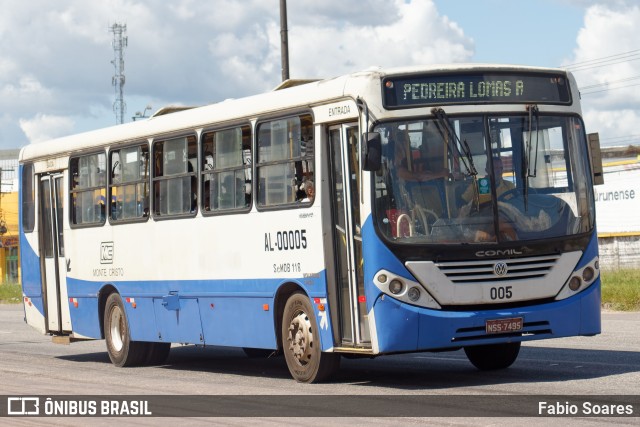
left=393, top=131, right=449, bottom=183
left=93, top=195, right=106, bottom=222
left=188, top=162, right=197, bottom=213
left=219, top=175, right=236, bottom=208
left=244, top=181, right=251, bottom=207
left=110, top=195, right=118, bottom=220
left=191, top=176, right=197, bottom=212
left=301, top=180, right=315, bottom=203
left=235, top=177, right=245, bottom=208
left=203, top=180, right=211, bottom=211
left=295, top=178, right=306, bottom=201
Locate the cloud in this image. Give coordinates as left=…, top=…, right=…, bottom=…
left=1, top=0, right=474, bottom=147
left=0, top=75, right=53, bottom=108
left=19, top=114, right=75, bottom=144
left=564, top=3, right=640, bottom=144
left=287, top=0, right=473, bottom=78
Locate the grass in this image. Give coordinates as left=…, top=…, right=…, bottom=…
left=601, top=269, right=640, bottom=311
left=1, top=271, right=638, bottom=310
left=0, top=283, right=22, bottom=303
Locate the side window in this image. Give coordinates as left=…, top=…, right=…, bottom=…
left=153, top=135, right=197, bottom=217
left=109, top=143, right=150, bottom=222
left=21, top=163, right=35, bottom=232
left=257, top=114, right=314, bottom=208
left=201, top=125, right=252, bottom=213
left=70, top=152, right=107, bottom=226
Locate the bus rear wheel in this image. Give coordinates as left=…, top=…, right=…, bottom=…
left=464, top=342, right=521, bottom=370
left=104, top=293, right=147, bottom=367
left=281, top=292, right=340, bottom=383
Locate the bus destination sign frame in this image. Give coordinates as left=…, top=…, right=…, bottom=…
left=383, top=72, right=572, bottom=109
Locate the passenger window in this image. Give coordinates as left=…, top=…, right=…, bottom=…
left=152, top=135, right=197, bottom=217
left=109, top=143, right=150, bottom=222
left=70, top=152, right=107, bottom=226
left=21, top=163, right=35, bottom=232
left=257, top=114, right=314, bottom=208
left=201, top=125, right=252, bottom=213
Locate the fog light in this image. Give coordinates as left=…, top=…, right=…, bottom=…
left=407, top=287, right=421, bottom=302
left=594, top=260, right=599, bottom=270
left=582, top=267, right=595, bottom=283
left=389, top=279, right=403, bottom=295
left=568, top=276, right=581, bottom=291
left=377, top=274, right=388, bottom=284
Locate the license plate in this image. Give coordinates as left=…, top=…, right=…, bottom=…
left=485, top=317, right=523, bottom=334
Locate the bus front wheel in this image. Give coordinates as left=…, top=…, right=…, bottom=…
left=104, top=293, right=147, bottom=367
left=281, top=292, right=340, bottom=383
left=464, top=342, right=521, bottom=370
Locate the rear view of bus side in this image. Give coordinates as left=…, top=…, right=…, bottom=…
left=19, top=64, right=603, bottom=383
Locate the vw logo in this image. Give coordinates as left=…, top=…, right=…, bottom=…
left=493, top=261, right=508, bottom=277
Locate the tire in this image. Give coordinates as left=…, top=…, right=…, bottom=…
left=281, top=292, right=340, bottom=383
left=145, top=342, right=171, bottom=365
left=104, top=293, right=147, bottom=367
left=464, top=342, right=521, bottom=370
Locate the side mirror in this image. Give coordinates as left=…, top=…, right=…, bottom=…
left=588, top=132, right=604, bottom=185
left=362, top=132, right=382, bottom=171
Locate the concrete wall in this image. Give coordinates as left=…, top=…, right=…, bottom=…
left=598, top=236, right=640, bottom=271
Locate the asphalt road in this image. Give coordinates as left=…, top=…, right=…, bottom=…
left=0, top=304, right=638, bottom=426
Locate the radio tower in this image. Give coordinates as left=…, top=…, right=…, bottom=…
left=110, top=23, right=127, bottom=124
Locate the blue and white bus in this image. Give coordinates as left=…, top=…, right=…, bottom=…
left=19, top=64, right=603, bottom=383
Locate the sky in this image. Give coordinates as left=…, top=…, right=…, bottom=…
left=1, top=0, right=639, bottom=149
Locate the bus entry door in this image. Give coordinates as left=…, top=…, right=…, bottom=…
left=328, top=124, right=370, bottom=347
left=39, top=174, right=71, bottom=333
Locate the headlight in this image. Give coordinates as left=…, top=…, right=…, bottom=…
left=389, top=279, right=404, bottom=295
left=582, top=267, right=595, bottom=283
left=407, top=287, right=421, bottom=302
left=568, top=276, right=581, bottom=291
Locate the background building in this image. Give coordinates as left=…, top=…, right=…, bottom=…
left=0, top=149, right=20, bottom=283
left=595, top=149, right=640, bottom=270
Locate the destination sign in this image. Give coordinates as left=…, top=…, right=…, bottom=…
left=383, top=72, right=571, bottom=108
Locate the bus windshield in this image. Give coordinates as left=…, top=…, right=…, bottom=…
left=373, top=113, right=595, bottom=244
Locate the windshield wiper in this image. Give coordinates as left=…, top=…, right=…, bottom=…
left=527, top=104, right=540, bottom=178
left=523, top=104, right=539, bottom=211
left=431, top=108, right=479, bottom=209
left=431, top=108, right=478, bottom=176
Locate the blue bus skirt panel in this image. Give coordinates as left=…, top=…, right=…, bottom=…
left=68, top=296, right=102, bottom=339
left=19, top=234, right=45, bottom=314
left=371, top=271, right=601, bottom=354
left=66, top=276, right=332, bottom=350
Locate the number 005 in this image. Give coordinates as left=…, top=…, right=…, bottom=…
left=490, top=286, right=513, bottom=300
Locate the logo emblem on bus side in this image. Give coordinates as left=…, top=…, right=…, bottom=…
left=493, top=262, right=508, bottom=277
left=100, top=242, right=114, bottom=264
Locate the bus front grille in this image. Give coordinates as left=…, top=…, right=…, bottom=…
left=435, top=254, right=561, bottom=284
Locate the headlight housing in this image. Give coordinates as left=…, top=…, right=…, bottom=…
left=373, top=270, right=441, bottom=309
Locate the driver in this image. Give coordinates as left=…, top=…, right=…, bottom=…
left=459, top=156, right=514, bottom=215
left=458, top=157, right=517, bottom=242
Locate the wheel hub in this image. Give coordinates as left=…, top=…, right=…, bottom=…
left=287, top=312, right=313, bottom=365
left=109, top=306, right=125, bottom=352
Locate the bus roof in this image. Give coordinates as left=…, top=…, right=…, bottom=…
left=19, top=63, right=570, bottom=163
